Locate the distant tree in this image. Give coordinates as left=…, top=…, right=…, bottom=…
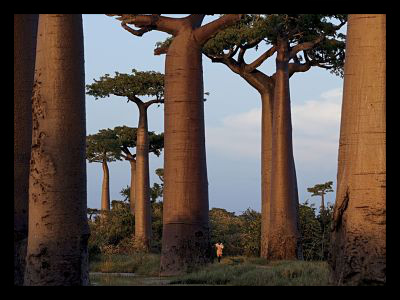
left=87, top=69, right=164, bottom=251
left=86, top=129, right=122, bottom=212
left=112, top=125, right=164, bottom=215
left=307, top=181, right=334, bottom=211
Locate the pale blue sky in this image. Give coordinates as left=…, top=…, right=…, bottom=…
left=83, top=14, right=345, bottom=214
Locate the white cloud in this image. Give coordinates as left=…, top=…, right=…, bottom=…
left=206, top=87, right=343, bottom=167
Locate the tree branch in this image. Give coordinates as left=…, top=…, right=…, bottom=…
left=185, top=14, right=206, bottom=28
left=237, top=46, right=247, bottom=64
left=289, top=35, right=324, bottom=59
left=194, top=14, right=244, bottom=46
left=144, top=98, right=164, bottom=108
left=288, top=62, right=312, bottom=78
left=245, top=46, right=276, bottom=73
left=106, top=14, right=182, bottom=36
left=127, top=95, right=144, bottom=106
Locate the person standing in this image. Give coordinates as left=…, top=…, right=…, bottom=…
left=215, top=242, right=224, bottom=263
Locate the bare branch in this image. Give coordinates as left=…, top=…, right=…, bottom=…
left=106, top=14, right=182, bottom=36
left=194, top=14, right=244, bottom=45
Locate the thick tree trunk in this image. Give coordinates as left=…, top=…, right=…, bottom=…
left=14, top=13, right=38, bottom=286
left=266, top=38, right=302, bottom=260
left=101, top=159, right=110, bottom=211
left=329, top=14, right=386, bottom=286
left=24, top=14, right=89, bottom=286
left=160, top=29, right=211, bottom=275
left=129, top=159, right=136, bottom=216
left=134, top=106, right=151, bottom=251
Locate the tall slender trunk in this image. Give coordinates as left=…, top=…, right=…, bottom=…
left=266, top=38, right=302, bottom=260
left=160, top=29, right=211, bottom=275
left=260, top=91, right=274, bottom=258
left=14, top=13, right=38, bottom=286
left=24, top=14, right=89, bottom=286
left=129, top=159, right=136, bottom=216
left=329, top=14, right=386, bottom=285
left=101, top=159, right=110, bottom=211
left=134, top=105, right=151, bottom=251
left=321, top=193, right=325, bottom=211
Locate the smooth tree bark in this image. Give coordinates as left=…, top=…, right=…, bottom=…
left=129, top=158, right=137, bottom=215
left=130, top=99, right=159, bottom=251
left=24, top=14, right=89, bottom=286
left=101, top=157, right=110, bottom=211
left=86, top=130, right=121, bottom=215
left=329, top=14, right=386, bottom=285
left=14, top=13, right=38, bottom=286
left=108, top=14, right=243, bottom=275
left=266, top=37, right=302, bottom=260
left=203, top=44, right=303, bottom=259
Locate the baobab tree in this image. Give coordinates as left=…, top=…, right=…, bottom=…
left=112, top=126, right=164, bottom=216
left=329, top=14, right=386, bottom=286
left=307, top=181, right=334, bottom=212
left=156, top=14, right=346, bottom=260
left=107, top=14, right=243, bottom=274
left=87, top=70, right=164, bottom=251
left=24, top=14, right=89, bottom=286
left=86, top=129, right=122, bottom=212
left=307, top=180, right=334, bottom=259
left=14, top=13, right=38, bottom=286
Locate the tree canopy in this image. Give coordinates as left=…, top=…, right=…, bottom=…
left=112, top=126, right=164, bottom=160
left=86, top=129, right=122, bottom=163
left=307, top=181, right=334, bottom=198
left=203, top=14, right=347, bottom=77
left=86, top=69, right=164, bottom=101
left=86, top=127, right=164, bottom=163
left=156, top=14, right=347, bottom=77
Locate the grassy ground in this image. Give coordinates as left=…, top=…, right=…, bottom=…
left=170, top=257, right=331, bottom=286
left=89, top=254, right=331, bottom=286
left=90, top=253, right=161, bottom=276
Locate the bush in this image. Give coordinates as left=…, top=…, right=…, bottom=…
left=299, top=201, right=333, bottom=261
left=209, top=208, right=261, bottom=257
